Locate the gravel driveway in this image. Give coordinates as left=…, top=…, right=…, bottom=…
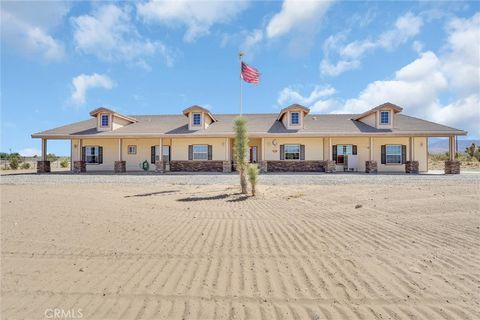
left=1, top=171, right=478, bottom=186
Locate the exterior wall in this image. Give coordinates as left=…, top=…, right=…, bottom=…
left=112, top=116, right=131, bottom=130
left=331, top=137, right=370, bottom=172
left=122, top=138, right=160, bottom=171
left=96, top=113, right=112, bottom=132
left=69, top=136, right=428, bottom=173
left=171, top=138, right=227, bottom=161
left=376, top=108, right=395, bottom=129
left=361, top=113, right=376, bottom=128
left=81, top=138, right=118, bottom=171
left=372, top=137, right=408, bottom=172
left=414, top=137, right=428, bottom=172
left=263, top=137, right=324, bottom=160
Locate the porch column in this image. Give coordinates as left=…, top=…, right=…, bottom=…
left=41, top=138, right=47, bottom=161
left=73, top=139, right=86, bottom=173
left=365, top=137, right=377, bottom=173
left=114, top=138, right=126, bottom=173
left=37, top=138, right=51, bottom=173
left=223, top=138, right=231, bottom=173
left=259, top=138, right=267, bottom=173
left=324, top=137, right=335, bottom=173
left=405, top=136, right=419, bottom=174
left=156, top=137, right=164, bottom=173
left=445, top=136, right=460, bottom=174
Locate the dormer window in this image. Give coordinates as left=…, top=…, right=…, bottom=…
left=192, top=113, right=201, bottom=126
left=291, top=112, right=300, bottom=125
left=101, top=114, right=109, bottom=127
left=380, top=111, right=390, bottom=124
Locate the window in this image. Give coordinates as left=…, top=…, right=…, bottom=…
left=192, top=113, right=201, bottom=126
left=291, top=112, right=300, bottom=125
left=284, top=144, right=300, bottom=160
left=193, top=145, right=208, bottom=160
left=128, top=145, right=137, bottom=155
left=336, top=145, right=353, bottom=164
left=85, top=146, right=100, bottom=164
left=386, top=145, right=402, bottom=164
left=380, top=111, right=390, bottom=124
left=101, top=114, right=109, bottom=127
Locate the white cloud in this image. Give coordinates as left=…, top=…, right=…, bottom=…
left=281, top=13, right=480, bottom=136
left=242, top=29, right=264, bottom=52
left=412, top=40, right=424, bottom=53
left=266, top=0, right=334, bottom=39
left=278, top=85, right=336, bottom=106
left=71, top=73, right=115, bottom=106
left=72, top=4, right=173, bottom=68
left=321, top=12, right=423, bottom=76
left=19, top=148, right=41, bottom=157
left=137, top=0, right=248, bottom=42
left=0, top=2, right=68, bottom=61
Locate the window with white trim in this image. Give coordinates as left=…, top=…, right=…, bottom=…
left=192, top=113, right=201, bottom=126
left=128, top=145, right=137, bottom=154
left=380, top=111, right=390, bottom=124
left=193, top=145, right=208, bottom=160
left=291, top=112, right=299, bottom=125
left=284, top=144, right=300, bottom=160
left=101, top=114, right=109, bottom=127
left=386, top=145, right=402, bottom=164
left=85, top=146, right=100, bottom=164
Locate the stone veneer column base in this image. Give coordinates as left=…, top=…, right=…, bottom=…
left=259, top=160, right=268, bottom=173
left=324, top=160, right=336, bottom=173
left=222, top=161, right=232, bottom=173
left=365, top=160, right=378, bottom=173
left=444, top=160, right=461, bottom=174
left=73, top=161, right=86, bottom=173
left=155, top=161, right=164, bottom=173
left=114, top=161, right=126, bottom=173
left=405, top=161, right=419, bottom=174
left=37, top=161, right=51, bottom=173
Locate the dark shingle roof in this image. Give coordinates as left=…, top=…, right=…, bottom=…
left=32, top=113, right=467, bottom=138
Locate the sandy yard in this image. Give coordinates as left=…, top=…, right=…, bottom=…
left=1, top=174, right=479, bottom=320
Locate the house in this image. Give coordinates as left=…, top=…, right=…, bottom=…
left=32, top=103, right=466, bottom=174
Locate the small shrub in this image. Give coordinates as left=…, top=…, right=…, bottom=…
left=60, top=159, right=69, bottom=168
left=20, top=162, right=31, bottom=169
left=9, top=157, right=19, bottom=170
left=247, top=164, right=259, bottom=196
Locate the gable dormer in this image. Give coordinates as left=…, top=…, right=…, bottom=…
left=89, top=107, right=137, bottom=132
left=352, top=102, right=403, bottom=129
left=277, top=104, right=310, bottom=130
left=182, top=105, right=217, bottom=131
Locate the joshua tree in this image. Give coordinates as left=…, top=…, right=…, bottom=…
left=247, top=164, right=259, bottom=196
left=234, top=117, right=249, bottom=194
left=465, top=143, right=478, bottom=158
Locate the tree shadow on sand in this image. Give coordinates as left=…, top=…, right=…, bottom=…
left=176, top=193, right=250, bottom=202
left=125, top=190, right=179, bottom=198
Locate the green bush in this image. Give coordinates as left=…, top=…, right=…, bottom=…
left=247, top=164, right=259, bottom=196
left=20, top=162, right=31, bottom=169
left=9, top=157, right=19, bottom=170
left=60, top=159, right=69, bottom=168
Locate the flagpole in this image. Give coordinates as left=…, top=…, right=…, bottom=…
left=239, top=51, right=244, bottom=116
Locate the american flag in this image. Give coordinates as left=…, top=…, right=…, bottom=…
left=241, top=62, right=260, bottom=85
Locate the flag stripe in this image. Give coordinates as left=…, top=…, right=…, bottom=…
left=241, top=62, right=260, bottom=84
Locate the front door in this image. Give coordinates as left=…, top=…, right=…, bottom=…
left=162, top=145, right=170, bottom=171
left=249, top=146, right=257, bottom=163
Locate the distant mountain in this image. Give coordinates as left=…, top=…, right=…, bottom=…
left=428, top=138, right=479, bottom=153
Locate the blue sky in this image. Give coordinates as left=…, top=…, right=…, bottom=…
left=1, top=0, right=479, bottom=156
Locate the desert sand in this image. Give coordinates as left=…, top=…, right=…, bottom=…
left=1, top=176, right=479, bottom=319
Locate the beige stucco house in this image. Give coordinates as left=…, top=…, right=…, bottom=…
left=32, top=102, right=466, bottom=174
